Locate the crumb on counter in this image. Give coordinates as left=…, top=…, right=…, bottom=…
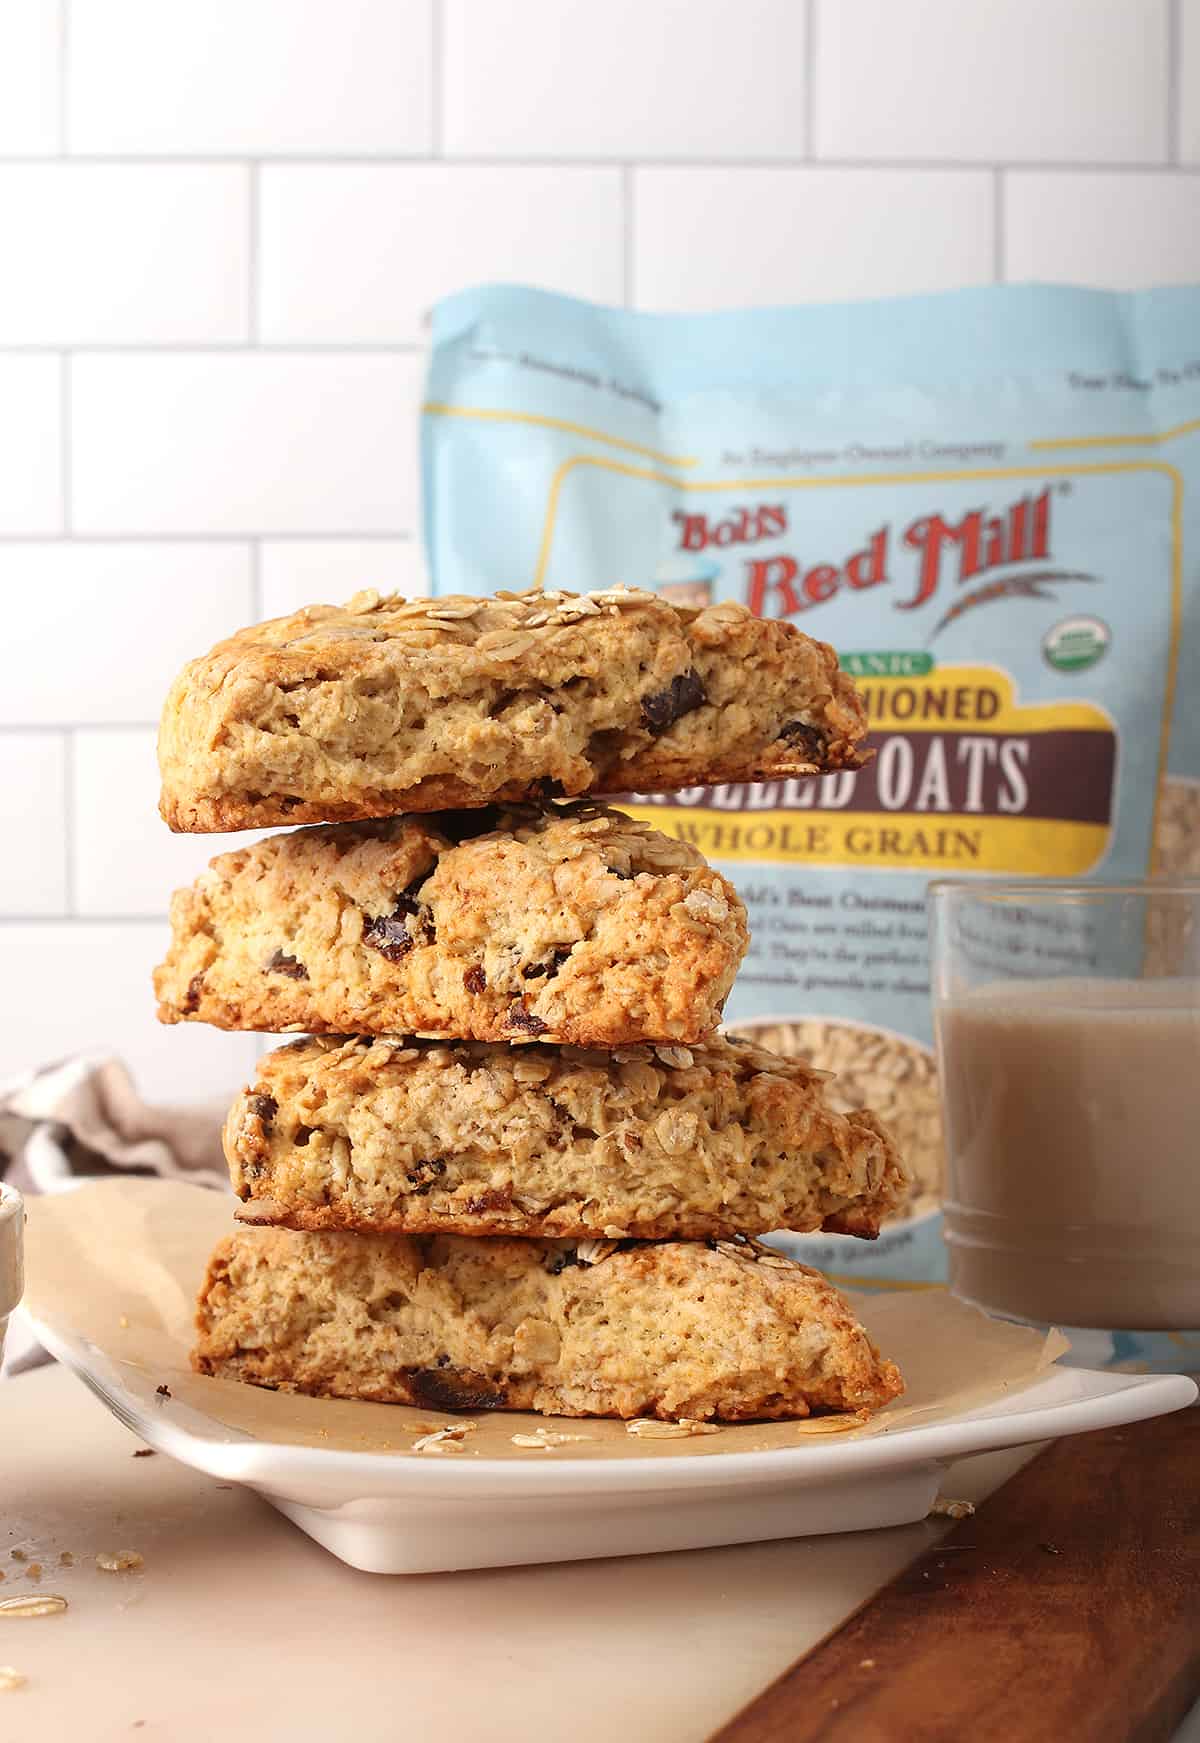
left=95, top=1551, right=143, bottom=1574
left=928, top=1496, right=976, bottom=1520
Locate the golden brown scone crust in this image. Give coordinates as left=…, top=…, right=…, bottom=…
left=154, top=803, right=748, bottom=1046
left=158, top=587, right=869, bottom=832
left=193, top=1226, right=903, bottom=1422
left=225, top=1033, right=908, bottom=1241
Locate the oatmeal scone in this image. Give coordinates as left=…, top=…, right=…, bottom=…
left=193, top=1226, right=903, bottom=1421
left=158, top=586, right=869, bottom=832
left=154, top=803, right=747, bottom=1046
left=225, top=1033, right=907, bottom=1241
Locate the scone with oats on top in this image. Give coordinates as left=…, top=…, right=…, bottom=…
left=155, top=802, right=747, bottom=1048
left=158, top=586, right=869, bottom=832
left=226, top=1032, right=908, bottom=1242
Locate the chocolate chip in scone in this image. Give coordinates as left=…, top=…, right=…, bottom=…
left=780, top=720, right=827, bottom=761
left=362, top=909, right=417, bottom=960
left=265, top=948, right=308, bottom=980
left=506, top=1001, right=548, bottom=1036
left=404, top=1366, right=506, bottom=1412
left=293, top=1126, right=314, bottom=1147
left=463, top=964, right=486, bottom=995
left=521, top=947, right=572, bottom=980
left=183, top=973, right=205, bottom=1013
left=543, top=1248, right=580, bottom=1276
left=362, top=877, right=434, bottom=961
left=405, top=1158, right=446, bottom=1195
left=640, top=668, right=707, bottom=735
left=247, top=1093, right=278, bottom=1128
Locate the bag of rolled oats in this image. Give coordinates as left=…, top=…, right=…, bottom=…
left=423, top=281, right=1200, bottom=1286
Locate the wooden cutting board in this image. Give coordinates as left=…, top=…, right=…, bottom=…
left=712, top=1406, right=1200, bottom=1743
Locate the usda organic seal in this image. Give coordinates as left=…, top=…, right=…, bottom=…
left=1043, top=615, right=1110, bottom=673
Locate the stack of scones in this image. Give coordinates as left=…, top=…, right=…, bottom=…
left=153, top=586, right=907, bottom=1425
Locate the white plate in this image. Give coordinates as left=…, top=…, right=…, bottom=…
left=22, top=1180, right=1197, bottom=1576
left=29, top=1312, right=1195, bottom=1575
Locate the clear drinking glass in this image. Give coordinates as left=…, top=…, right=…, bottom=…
left=929, top=880, right=1200, bottom=1371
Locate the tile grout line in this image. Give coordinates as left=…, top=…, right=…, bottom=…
left=58, top=0, right=70, bottom=154
left=0, top=914, right=169, bottom=926
left=247, top=163, right=260, bottom=342
left=250, top=538, right=263, bottom=619
left=804, top=0, right=816, bottom=159
left=993, top=167, right=1005, bottom=283
left=0, top=722, right=159, bottom=734
left=1168, top=0, right=1181, bottom=165
left=622, top=165, right=634, bottom=308
left=60, top=355, right=72, bottom=534
left=431, top=0, right=443, bottom=156
left=0, top=152, right=1193, bottom=172
left=0, top=531, right=417, bottom=545
left=62, top=728, right=76, bottom=916
left=0, top=343, right=428, bottom=355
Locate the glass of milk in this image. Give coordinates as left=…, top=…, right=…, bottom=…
left=929, top=880, right=1200, bottom=1370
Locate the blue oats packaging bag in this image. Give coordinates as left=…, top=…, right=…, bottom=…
left=422, top=281, right=1200, bottom=1324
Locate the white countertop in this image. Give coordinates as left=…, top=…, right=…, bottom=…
left=2, top=1362, right=1042, bottom=1742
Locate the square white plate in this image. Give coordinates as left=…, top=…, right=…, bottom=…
left=21, top=1180, right=1197, bottom=1574
left=28, top=1314, right=1196, bottom=1574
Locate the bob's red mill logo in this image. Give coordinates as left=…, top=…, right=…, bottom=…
left=671, top=486, right=1088, bottom=635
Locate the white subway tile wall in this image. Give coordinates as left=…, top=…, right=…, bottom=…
left=0, top=548, right=252, bottom=724
left=259, top=539, right=429, bottom=620
left=258, top=165, right=626, bottom=342
left=69, top=0, right=434, bottom=156
left=633, top=168, right=995, bottom=310
left=441, top=0, right=809, bottom=160
left=0, top=736, right=67, bottom=915
left=2, top=923, right=262, bottom=1104
left=71, top=352, right=424, bottom=533
left=816, top=0, right=1170, bottom=164
left=1, top=0, right=1196, bottom=1104
left=0, top=356, right=62, bottom=533
left=71, top=729, right=273, bottom=918
left=0, top=164, right=250, bottom=345
left=0, top=2, right=60, bottom=156
left=1184, top=0, right=1200, bottom=161
left=1005, top=170, right=1200, bottom=286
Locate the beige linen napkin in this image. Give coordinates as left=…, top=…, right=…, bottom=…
left=0, top=1052, right=227, bottom=1371
left=0, top=1052, right=227, bottom=1197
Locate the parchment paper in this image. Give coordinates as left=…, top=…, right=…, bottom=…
left=20, top=1179, right=1068, bottom=1462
